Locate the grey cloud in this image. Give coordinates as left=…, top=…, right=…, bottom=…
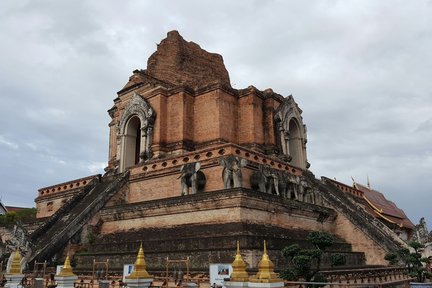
left=0, top=0, right=431, bottom=229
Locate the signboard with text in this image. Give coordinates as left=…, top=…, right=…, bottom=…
left=209, top=264, right=232, bottom=288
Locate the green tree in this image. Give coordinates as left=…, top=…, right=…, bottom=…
left=0, top=208, right=36, bottom=226
left=384, top=252, right=398, bottom=265
left=280, top=231, right=346, bottom=287
left=385, top=241, right=430, bottom=282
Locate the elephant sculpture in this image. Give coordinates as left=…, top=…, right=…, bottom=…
left=250, top=164, right=302, bottom=199
left=178, top=162, right=206, bottom=195
left=250, top=164, right=280, bottom=195
left=220, top=156, right=247, bottom=189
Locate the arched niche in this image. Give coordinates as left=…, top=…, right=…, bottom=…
left=118, top=93, right=156, bottom=172
left=274, top=95, right=308, bottom=169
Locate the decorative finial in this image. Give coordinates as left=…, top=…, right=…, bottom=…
left=249, top=241, right=282, bottom=283
left=367, top=175, right=371, bottom=189
left=57, top=254, right=76, bottom=277
left=9, top=250, right=22, bottom=275
left=230, top=241, right=249, bottom=282
left=127, top=242, right=152, bottom=279
left=351, top=176, right=358, bottom=189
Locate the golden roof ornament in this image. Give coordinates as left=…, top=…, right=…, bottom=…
left=9, top=250, right=22, bottom=275
left=127, top=242, right=152, bottom=279
left=57, top=255, right=76, bottom=277
left=367, top=175, right=371, bottom=189
left=250, top=240, right=282, bottom=283
left=230, top=241, right=249, bottom=282
left=351, top=176, right=358, bottom=189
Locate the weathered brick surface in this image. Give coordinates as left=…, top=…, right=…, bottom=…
left=106, top=32, right=289, bottom=166
left=100, top=189, right=336, bottom=234
left=193, top=90, right=221, bottom=143
left=332, top=212, right=387, bottom=265
left=75, top=223, right=364, bottom=273
left=32, top=31, right=398, bottom=275
left=147, top=30, right=231, bottom=89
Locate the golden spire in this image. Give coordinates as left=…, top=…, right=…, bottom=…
left=57, top=255, right=76, bottom=277
left=127, top=242, right=152, bottom=279
left=250, top=240, right=282, bottom=283
left=230, top=241, right=249, bottom=282
left=9, top=250, right=22, bottom=275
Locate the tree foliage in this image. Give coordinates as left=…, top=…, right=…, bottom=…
left=280, top=231, right=346, bottom=287
left=384, top=252, right=399, bottom=265
left=0, top=208, right=37, bottom=226
left=385, top=241, right=431, bottom=282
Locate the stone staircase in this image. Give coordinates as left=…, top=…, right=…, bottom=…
left=27, top=172, right=129, bottom=264
left=316, top=176, right=407, bottom=253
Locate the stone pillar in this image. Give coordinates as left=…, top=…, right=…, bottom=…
left=119, top=133, right=126, bottom=172
left=126, top=243, right=153, bottom=288
left=248, top=241, right=284, bottom=288
left=224, top=241, right=249, bottom=288
left=4, top=250, right=24, bottom=288
left=55, top=255, right=78, bottom=288
left=140, top=125, right=148, bottom=162
left=278, top=125, right=286, bottom=155
left=283, top=130, right=290, bottom=158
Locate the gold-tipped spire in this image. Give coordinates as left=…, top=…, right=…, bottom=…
left=229, top=241, right=249, bottom=282
left=9, top=250, right=22, bottom=275
left=57, top=255, right=76, bottom=277
left=127, top=242, right=152, bottom=279
left=249, top=241, right=282, bottom=283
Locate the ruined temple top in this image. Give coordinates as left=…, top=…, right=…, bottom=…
left=146, top=30, right=231, bottom=89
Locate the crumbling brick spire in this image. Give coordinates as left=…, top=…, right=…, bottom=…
left=147, top=30, right=231, bottom=89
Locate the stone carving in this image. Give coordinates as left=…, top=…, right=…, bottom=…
left=275, top=172, right=300, bottom=200
left=413, top=217, right=432, bottom=244
left=250, top=165, right=280, bottom=195
left=219, top=156, right=247, bottom=189
left=250, top=164, right=323, bottom=205
left=250, top=164, right=298, bottom=197
left=274, top=96, right=308, bottom=169
left=118, top=93, right=156, bottom=171
left=179, top=162, right=206, bottom=195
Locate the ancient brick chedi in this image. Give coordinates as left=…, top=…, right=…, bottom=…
left=25, top=31, right=414, bottom=273
left=105, top=30, right=308, bottom=175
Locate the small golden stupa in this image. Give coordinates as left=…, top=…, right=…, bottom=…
left=127, top=242, right=152, bottom=279
left=9, top=250, right=22, bottom=275
left=249, top=240, right=282, bottom=283
left=57, top=255, right=76, bottom=277
left=229, top=241, right=249, bottom=282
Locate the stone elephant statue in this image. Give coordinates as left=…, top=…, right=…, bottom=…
left=278, top=172, right=300, bottom=200
left=179, top=162, right=206, bottom=195
left=220, top=156, right=247, bottom=189
left=250, top=164, right=280, bottom=195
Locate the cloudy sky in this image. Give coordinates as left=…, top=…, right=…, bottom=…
left=0, top=1, right=431, bottom=229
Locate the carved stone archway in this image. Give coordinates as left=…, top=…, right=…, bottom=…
left=118, top=93, right=156, bottom=172
left=274, top=95, right=308, bottom=169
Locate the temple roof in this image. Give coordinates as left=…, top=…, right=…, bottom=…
left=324, top=177, right=414, bottom=230
left=5, top=206, right=28, bottom=212
left=355, top=183, right=415, bottom=229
